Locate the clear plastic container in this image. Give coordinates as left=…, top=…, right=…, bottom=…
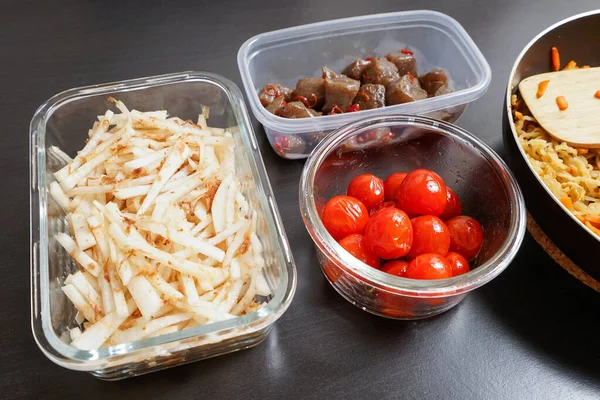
left=238, top=10, right=492, bottom=159
left=30, top=72, right=297, bottom=380
left=299, top=115, right=526, bottom=319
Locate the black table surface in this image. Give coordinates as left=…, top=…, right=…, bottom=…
left=3, top=0, right=600, bottom=398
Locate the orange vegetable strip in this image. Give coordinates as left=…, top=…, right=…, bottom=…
left=559, top=196, right=573, bottom=210
left=562, top=60, right=577, bottom=70
left=536, top=80, right=550, bottom=98
left=575, top=215, right=586, bottom=223
left=585, top=221, right=600, bottom=236
left=514, top=111, right=523, bottom=120
left=595, top=90, right=600, bottom=99
left=582, top=65, right=590, bottom=69
left=585, top=215, right=600, bottom=225
left=551, top=47, right=560, bottom=71
left=577, top=148, right=588, bottom=155
left=556, top=96, right=568, bottom=111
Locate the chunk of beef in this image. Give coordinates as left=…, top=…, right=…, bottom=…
left=385, top=74, right=428, bottom=105
left=353, top=84, right=386, bottom=110
left=385, top=51, right=417, bottom=77
left=277, top=101, right=321, bottom=118
left=292, top=78, right=326, bottom=110
left=322, top=77, right=361, bottom=113
left=341, top=58, right=373, bottom=81
left=419, top=69, right=449, bottom=96
left=259, top=83, right=292, bottom=107
left=362, top=57, right=400, bottom=87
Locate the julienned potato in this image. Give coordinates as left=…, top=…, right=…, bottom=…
left=50, top=98, right=270, bottom=350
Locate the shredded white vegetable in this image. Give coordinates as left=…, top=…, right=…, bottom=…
left=50, top=99, right=270, bottom=350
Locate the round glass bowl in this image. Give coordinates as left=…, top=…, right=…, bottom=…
left=299, top=115, right=526, bottom=319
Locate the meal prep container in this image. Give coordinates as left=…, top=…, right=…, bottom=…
left=503, top=10, right=600, bottom=283
left=300, top=115, right=526, bottom=319
left=30, top=72, right=297, bottom=380
left=238, top=10, right=492, bottom=159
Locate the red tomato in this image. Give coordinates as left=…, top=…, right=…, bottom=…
left=446, top=216, right=484, bottom=260
left=446, top=252, right=470, bottom=276
left=364, top=208, right=413, bottom=259
left=347, top=174, right=384, bottom=210
left=321, top=195, right=369, bottom=240
left=439, top=187, right=463, bottom=221
left=383, top=172, right=408, bottom=201
left=370, top=201, right=397, bottom=216
left=405, top=253, right=453, bottom=280
left=407, top=215, right=450, bottom=259
left=338, top=234, right=380, bottom=269
left=397, top=169, right=447, bottom=216
left=380, top=260, right=409, bottom=277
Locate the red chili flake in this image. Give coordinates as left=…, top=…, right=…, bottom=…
left=357, top=91, right=370, bottom=102
left=362, top=73, right=372, bottom=81
left=307, top=93, right=318, bottom=109
left=329, top=105, right=344, bottom=115
left=273, top=136, right=290, bottom=157
left=263, top=84, right=280, bottom=97
left=406, top=72, right=415, bottom=84
left=401, top=48, right=414, bottom=55
left=346, top=104, right=361, bottom=113
left=365, top=57, right=375, bottom=61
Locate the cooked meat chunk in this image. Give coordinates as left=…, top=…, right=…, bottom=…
left=385, top=74, right=428, bottom=105
left=292, top=78, right=326, bottom=109
left=362, top=57, right=400, bottom=87
left=322, top=77, right=361, bottom=113
left=341, top=58, right=373, bottom=81
left=419, top=69, right=449, bottom=96
left=266, top=95, right=287, bottom=115
left=259, top=83, right=293, bottom=107
left=433, top=84, right=453, bottom=97
left=353, top=84, right=386, bottom=110
left=277, top=101, right=321, bottom=118
left=385, top=51, right=417, bottom=77
left=322, top=66, right=345, bottom=80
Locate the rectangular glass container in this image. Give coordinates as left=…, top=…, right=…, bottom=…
left=30, top=72, right=297, bottom=380
left=238, top=10, right=492, bottom=159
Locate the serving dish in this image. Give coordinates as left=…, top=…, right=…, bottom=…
left=30, top=71, right=297, bottom=379
left=238, top=10, right=491, bottom=159
left=503, top=10, right=600, bottom=283
left=300, top=115, right=526, bottom=319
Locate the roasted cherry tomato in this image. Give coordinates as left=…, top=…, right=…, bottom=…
left=446, top=216, right=484, bottom=260
left=364, top=208, right=413, bottom=259
left=370, top=201, right=397, bottom=216
left=383, top=172, right=408, bottom=201
left=439, top=187, right=463, bottom=221
left=321, top=195, right=369, bottom=240
left=397, top=169, right=447, bottom=216
left=446, top=252, right=470, bottom=276
left=405, top=253, right=453, bottom=280
left=407, top=215, right=450, bottom=259
left=338, top=234, right=380, bottom=269
left=347, top=174, right=385, bottom=210
left=380, top=260, right=409, bottom=277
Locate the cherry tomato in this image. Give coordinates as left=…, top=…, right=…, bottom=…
left=397, top=169, right=447, bottom=216
left=347, top=174, right=385, bottom=210
left=338, top=234, right=380, bottom=269
left=321, top=195, right=369, bottom=240
left=405, top=253, right=453, bottom=280
left=439, top=187, right=463, bottom=221
left=446, top=252, right=470, bottom=276
left=383, top=172, right=408, bottom=201
left=407, top=215, right=450, bottom=260
left=364, top=208, right=413, bottom=259
left=380, top=260, right=409, bottom=277
left=376, top=290, right=415, bottom=318
left=370, top=201, right=397, bottom=216
left=446, top=216, right=484, bottom=260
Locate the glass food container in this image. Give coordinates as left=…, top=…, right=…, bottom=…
left=30, top=72, right=297, bottom=380
left=238, top=10, right=492, bottom=159
left=299, top=115, right=526, bottom=319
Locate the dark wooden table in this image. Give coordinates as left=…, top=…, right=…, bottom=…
left=4, top=0, right=600, bottom=398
